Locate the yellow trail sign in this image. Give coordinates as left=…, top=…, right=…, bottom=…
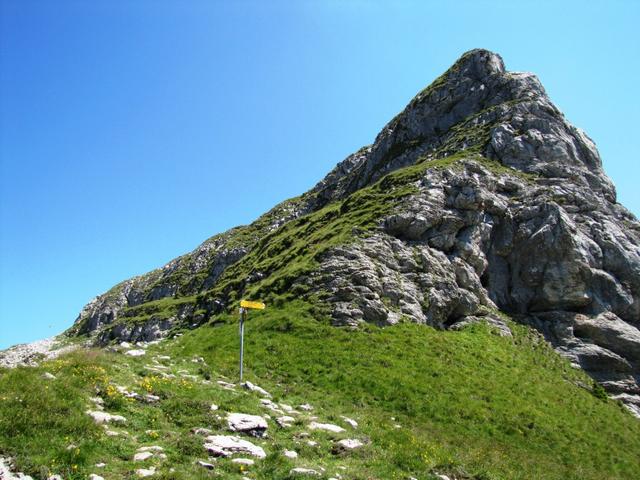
left=240, top=300, right=266, bottom=310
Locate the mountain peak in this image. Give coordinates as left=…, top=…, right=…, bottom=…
left=310, top=48, right=615, bottom=207
left=66, top=50, right=639, bottom=416
left=451, top=48, right=506, bottom=79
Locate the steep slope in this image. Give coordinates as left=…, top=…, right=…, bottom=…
left=3, top=308, right=640, bottom=480
left=68, top=49, right=640, bottom=417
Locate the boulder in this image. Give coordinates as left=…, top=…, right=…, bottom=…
left=227, top=413, right=268, bottom=437
left=309, top=422, right=345, bottom=433
left=204, top=435, right=266, bottom=458
left=86, top=410, right=126, bottom=425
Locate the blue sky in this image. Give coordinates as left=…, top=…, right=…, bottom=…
left=1, top=0, right=638, bottom=349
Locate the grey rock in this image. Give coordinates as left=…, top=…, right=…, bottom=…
left=135, top=467, right=156, bottom=477
left=283, top=449, right=298, bottom=459
left=308, top=422, right=346, bottom=433
left=227, top=413, right=268, bottom=438
left=334, top=438, right=364, bottom=450
left=204, top=435, right=266, bottom=458
left=197, top=460, right=215, bottom=470
left=241, top=381, right=272, bottom=398
left=290, top=468, right=322, bottom=477
left=276, top=416, right=295, bottom=428
left=86, top=410, right=126, bottom=425
left=340, top=416, right=358, bottom=428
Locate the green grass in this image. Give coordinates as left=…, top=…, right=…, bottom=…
left=3, top=301, right=640, bottom=479
left=119, top=296, right=198, bottom=324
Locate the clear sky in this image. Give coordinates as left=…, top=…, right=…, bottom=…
left=1, top=0, right=639, bottom=349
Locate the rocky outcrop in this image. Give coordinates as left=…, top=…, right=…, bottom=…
left=311, top=153, right=640, bottom=414
left=70, top=197, right=307, bottom=340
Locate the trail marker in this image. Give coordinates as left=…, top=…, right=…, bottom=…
left=239, top=299, right=265, bottom=381
left=240, top=300, right=265, bottom=310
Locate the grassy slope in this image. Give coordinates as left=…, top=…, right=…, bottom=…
left=2, top=302, right=640, bottom=480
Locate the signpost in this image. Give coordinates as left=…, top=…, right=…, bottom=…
left=238, top=299, right=265, bottom=381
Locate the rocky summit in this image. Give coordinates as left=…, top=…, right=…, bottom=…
left=3, top=49, right=640, bottom=480
left=69, top=49, right=640, bottom=416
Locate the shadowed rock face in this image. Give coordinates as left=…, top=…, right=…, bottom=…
left=70, top=49, right=640, bottom=415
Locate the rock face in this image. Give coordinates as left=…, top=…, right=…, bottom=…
left=314, top=148, right=640, bottom=413
left=70, top=198, right=307, bottom=343
left=67, top=49, right=640, bottom=414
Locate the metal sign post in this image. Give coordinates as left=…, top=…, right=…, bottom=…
left=238, top=300, right=265, bottom=382
left=239, top=307, right=246, bottom=381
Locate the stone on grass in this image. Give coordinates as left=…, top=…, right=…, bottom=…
left=340, top=416, right=358, bottom=428
left=259, top=399, right=283, bottom=413
left=308, top=421, right=345, bottom=433
left=334, top=439, right=364, bottom=452
left=283, top=449, right=298, bottom=459
left=232, top=458, right=255, bottom=466
left=210, top=404, right=219, bottom=411
left=86, top=410, right=126, bottom=424
left=125, top=349, right=146, bottom=357
left=136, top=466, right=156, bottom=477
left=299, top=403, right=313, bottom=411
left=192, top=427, right=213, bottom=436
left=95, top=463, right=106, bottom=468
left=137, top=446, right=164, bottom=453
left=42, top=372, right=56, bottom=380
left=88, top=475, right=105, bottom=480
left=133, top=451, right=154, bottom=462
left=290, top=467, right=321, bottom=476
left=204, top=435, right=266, bottom=459
left=276, top=415, right=295, bottom=428
left=197, top=460, right=215, bottom=470
left=227, top=413, right=268, bottom=437
left=241, top=381, right=272, bottom=398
